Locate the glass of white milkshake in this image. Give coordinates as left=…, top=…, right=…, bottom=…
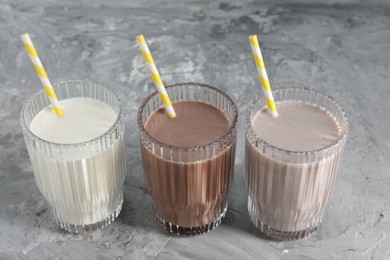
left=246, top=87, right=349, bottom=240
left=20, top=80, right=126, bottom=233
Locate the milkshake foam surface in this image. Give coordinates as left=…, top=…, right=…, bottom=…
left=145, top=100, right=230, bottom=147
left=251, top=101, right=340, bottom=151
left=29, top=98, right=117, bottom=144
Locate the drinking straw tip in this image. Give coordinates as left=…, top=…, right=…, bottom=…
left=53, top=106, right=64, bottom=117
left=136, top=35, right=145, bottom=43
left=20, top=33, right=29, bottom=39
left=167, top=112, right=176, bottom=119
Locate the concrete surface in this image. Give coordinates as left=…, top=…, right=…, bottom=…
left=1, top=0, right=390, bottom=259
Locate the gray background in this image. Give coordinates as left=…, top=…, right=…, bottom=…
left=1, top=0, right=390, bottom=259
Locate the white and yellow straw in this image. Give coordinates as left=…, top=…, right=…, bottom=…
left=249, top=35, right=277, bottom=117
left=136, top=35, right=176, bottom=118
left=21, top=33, right=64, bottom=117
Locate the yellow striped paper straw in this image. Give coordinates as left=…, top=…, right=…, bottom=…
left=136, top=35, right=176, bottom=118
left=21, top=33, right=64, bottom=117
left=249, top=35, right=278, bottom=117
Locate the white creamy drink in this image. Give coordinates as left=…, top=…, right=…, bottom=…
left=30, top=98, right=118, bottom=144
left=245, top=88, right=348, bottom=240
left=25, top=97, right=125, bottom=231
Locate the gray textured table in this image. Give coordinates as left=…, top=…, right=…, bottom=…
left=1, top=0, right=390, bottom=259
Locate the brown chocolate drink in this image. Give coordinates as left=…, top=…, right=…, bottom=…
left=140, top=100, right=236, bottom=234
left=144, top=101, right=230, bottom=147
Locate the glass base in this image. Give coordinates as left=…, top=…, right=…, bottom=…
left=53, top=198, right=123, bottom=234
left=250, top=218, right=319, bottom=240
left=248, top=197, right=319, bottom=240
left=154, top=204, right=228, bottom=236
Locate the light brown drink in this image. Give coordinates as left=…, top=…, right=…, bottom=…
left=246, top=90, right=348, bottom=240
left=140, top=100, right=235, bottom=233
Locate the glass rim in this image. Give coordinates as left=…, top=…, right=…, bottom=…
left=137, top=82, right=238, bottom=151
left=246, top=87, right=349, bottom=156
left=20, top=80, right=123, bottom=148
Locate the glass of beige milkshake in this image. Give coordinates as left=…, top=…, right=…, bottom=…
left=246, top=87, right=349, bottom=240
left=138, top=82, right=238, bottom=235
left=20, top=80, right=126, bottom=233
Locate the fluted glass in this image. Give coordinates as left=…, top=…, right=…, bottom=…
left=20, top=80, right=126, bottom=233
left=245, top=87, right=349, bottom=240
left=138, top=82, right=238, bottom=235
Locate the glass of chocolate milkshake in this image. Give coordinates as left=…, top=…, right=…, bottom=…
left=246, top=87, right=349, bottom=240
left=138, top=82, right=238, bottom=235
